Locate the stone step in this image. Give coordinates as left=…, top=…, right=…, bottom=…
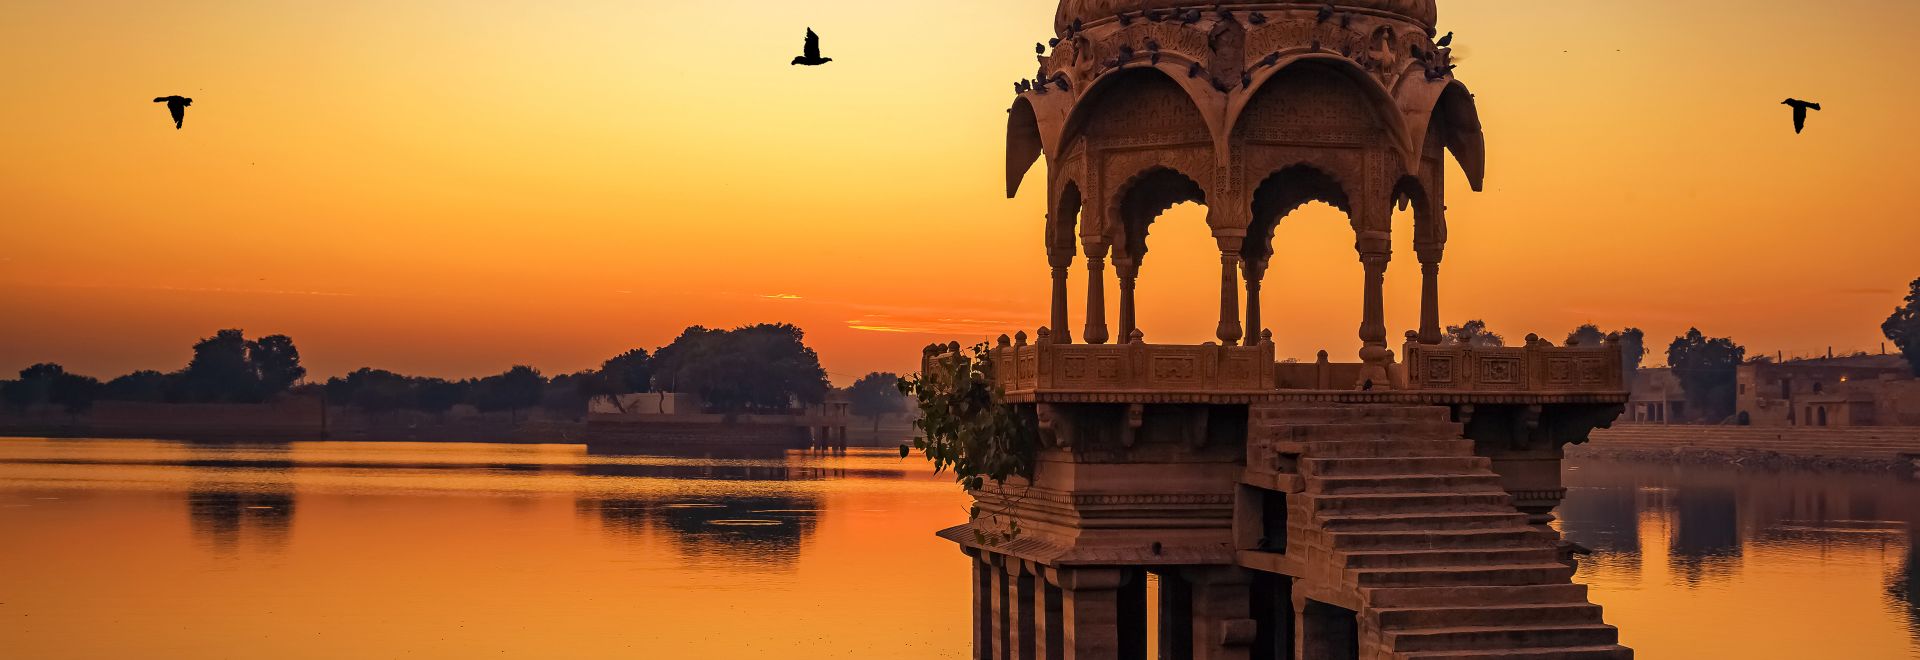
left=1387, top=623, right=1620, bottom=653
left=1312, top=491, right=1515, bottom=515
left=1353, top=563, right=1576, bottom=588
left=1342, top=546, right=1561, bottom=570
left=1369, top=584, right=1591, bottom=609
left=1320, top=511, right=1530, bottom=533
left=1259, top=421, right=1465, bottom=444
left=1402, top=644, right=1632, bottom=660
left=1308, top=472, right=1506, bottom=495
left=1330, top=527, right=1549, bottom=552
left=1296, top=438, right=1477, bottom=459
left=1253, top=405, right=1453, bottom=423
left=1304, top=456, right=1492, bottom=477
left=1372, top=603, right=1604, bottom=630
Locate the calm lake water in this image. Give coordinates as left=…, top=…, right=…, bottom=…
left=1, top=438, right=1916, bottom=659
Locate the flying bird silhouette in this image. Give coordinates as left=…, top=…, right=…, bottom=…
left=153, top=95, right=192, bottom=129
left=1782, top=98, right=1821, bottom=134
left=790, top=28, right=832, bottom=66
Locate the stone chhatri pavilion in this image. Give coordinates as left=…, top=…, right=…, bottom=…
left=936, top=1, right=1636, bottom=658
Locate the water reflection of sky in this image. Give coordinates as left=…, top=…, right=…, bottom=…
left=0, top=438, right=969, bottom=659
left=1559, top=459, right=1920, bottom=658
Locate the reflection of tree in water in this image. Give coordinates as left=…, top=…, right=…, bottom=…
left=1889, top=528, right=1920, bottom=643
left=1667, top=486, right=1740, bottom=588
left=186, top=489, right=296, bottom=552
left=1558, top=485, right=1641, bottom=566
left=581, top=494, right=822, bottom=567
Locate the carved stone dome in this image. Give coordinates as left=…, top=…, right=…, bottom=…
left=1054, top=1, right=1437, bottom=34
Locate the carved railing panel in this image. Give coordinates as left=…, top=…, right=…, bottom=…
left=989, top=341, right=1277, bottom=397
left=1402, top=336, right=1625, bottom=393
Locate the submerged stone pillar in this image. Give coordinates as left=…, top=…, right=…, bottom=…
left=1007, top=560, right=1037, bottom=660
left=1050, top=252, right=1074, bottom=345
left=1186, top=567, right=1253, bottom=660
left=1242, top=259, right=1267, bottom=347
left=990, top=554, right=1011, bottom=659
left=1053, top=567, right=1126, bottom=660
left=970, top=550, right=992, bottom=660
left=1036, top=569, right=1064, bottom=660
left=1116, top=260, right=1140, bottom=344
left=1084, top=242, right=1111, bottom=345
left=1417, top=246, right=1443, bottom=345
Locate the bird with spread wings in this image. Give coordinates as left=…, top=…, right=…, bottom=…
left=791, top=28, right=832, bottom=66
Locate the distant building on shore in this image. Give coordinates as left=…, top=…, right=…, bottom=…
left=1627, top=367, right=1688, bottom=423
left=1735, top=355, right=1920, bottom=427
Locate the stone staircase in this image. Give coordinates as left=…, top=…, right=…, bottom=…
left=1249, top=403, right=1633, bottom=659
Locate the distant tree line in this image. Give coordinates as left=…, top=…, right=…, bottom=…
left=1, top=329, right=306, bottom=414
left=1, top=323, right=836, bottom=421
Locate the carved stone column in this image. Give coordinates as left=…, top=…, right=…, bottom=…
left=1417, top=245, right=1443, bottom=345
left=1242, top=259, right=1267, bottom=347
left=1356, top=233, right=1392, bottom=385
left=1036, top=567, right=1064, bottom=660
left=1084, top=242, right=1111, bottom=345
left=970, top=550, right=991, bottom=660
left=990, top=553, right=1011, bottom=659
left=1116, top=259, right=1140, bottom=344
left=1049, top=251, right=1074, bottom=345
left=1053, top=567, right=1126, bottom=660
left=1007, top=560, right=1036, bottom=660
left=1184, top=567, right=1253, bottom=660
left=1215, top=235, right=1244, bottom=345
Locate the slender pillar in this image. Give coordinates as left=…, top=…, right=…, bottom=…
left=1359, top=254, right=1388, bottom=351
left=1008, top=560, right=1036, bottom=660
left=1084, top=242, right=1111, bottom=345
left=1216, top=252, right=1244, bottom=345
left=1242, top=259, right=1268, bottom=347
left=1049, top=252, right=1074, bottom=345
left=1115, top=260, right=1140, bottom=344
left=991, top=555, right=1011, bottom=659
left=1037, top=568, right=1064, bottom=660
left=972, top=551, right=992, bottom=660
left=1053, top=567, right=1126, bottom=660
left=1417, top=247, right=1442, bottom=345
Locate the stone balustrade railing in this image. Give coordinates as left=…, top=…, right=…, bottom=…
left=923, top=329, right=1626, bottom=401
left=963, top=330, right=1278, bottom=402
left=1400, top=332, right=1627, bottom=393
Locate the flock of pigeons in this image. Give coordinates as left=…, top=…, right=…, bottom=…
left=150, top=23, right=1822, bottom=135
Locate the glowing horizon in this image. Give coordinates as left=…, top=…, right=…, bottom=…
left=3, top=0, right=1916, bottom=385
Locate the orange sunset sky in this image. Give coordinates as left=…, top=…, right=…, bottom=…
left=3, top=0, right=1917, bottom=385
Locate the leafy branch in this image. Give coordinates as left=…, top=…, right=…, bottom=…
left=897, top=341, right=1040, bottom=544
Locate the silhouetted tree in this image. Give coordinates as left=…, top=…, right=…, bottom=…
left=651, top=324, right=829, bottom=413
left=0, top=364, right=101, bottom=414
left=1885, top=277, right=1920, bottom=377
left=1566, top=324, right=1649, bottom=374
left=413, top=377, right=467, bottom=419
left=1444, top=319, right=1505, bottom=348
left=181, top=329, right=262, bottom=402
left=247, top=334, right=306, bottom=396
left=847, top=372, right=905, bottom=433
left=601, top=349, right=653, bottom=394
left=473, top=366, right=545, bottom=422
left=1667, top=328, right=1746, bottom=423
left=328, top=368, right=414, bottom=416
left=542, top=371, right=593, bottom=419
left=102, top=370, right=174, bottom=402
